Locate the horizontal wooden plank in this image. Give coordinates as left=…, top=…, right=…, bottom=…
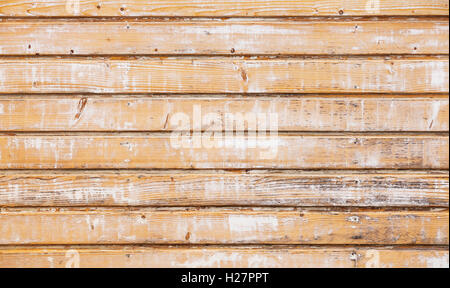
left=0, top=0, right=448, bottom=16
left=0, top=58, right=448, bottom=94
left=1, top=172, right=448, bottom=207
left=0, top=208, right=447, bottom=245
left=1, top=96, right=448, bottom=132
left=0, top=135, right=448, bottom=169
left=1, top=20, right=448, bottom=55
left=0, top=246, right=448, bottom=268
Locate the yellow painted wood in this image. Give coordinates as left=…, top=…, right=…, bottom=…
left=0, top=58, right=447, bottom=94
left=0, top=0, right=448, bottom=16
left=1, top=171, right=447, bottom=207
left=0, top=96, right=448, bottom=132
left=0, top=135, right=448, bottom=169
left=1, top=20, right=448, bottom=55
left=0, top=247, right=448, bottom=268
left=0, top=208, right=447, bottom=245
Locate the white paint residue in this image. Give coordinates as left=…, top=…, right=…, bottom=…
left=228, top=215, right=279, bottom=233
left=179, top=252, right=242, bottom=268
left=47, top=257, right=54, bottom=268
left=420, top=255, right=449, bottom=268
left=406, top=29, right=426, bottom=36
left=247, top=254, right=278, bottom=267
left=431, top=63, right=449, bottom=90
left=428, top=101, right=441, bottom=129
left=347, top=216, right=360, bottom=223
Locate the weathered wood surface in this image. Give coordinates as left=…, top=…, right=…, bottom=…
left=0, top=135, right=448, bottom=169
left=0, top=58, right=448, bottom=94
left=0, top=246, right=448, bottom=268
left=1, top=19, right=448, bottom=55
left=0, top=0, right=448, bottom=269
left=0, top=0, right=448, bottom=16
left=0, top=171, right=448, bottom=207
left=0, top=96, right=448, bottom=132
left=0, top=208, right=447, bottom=245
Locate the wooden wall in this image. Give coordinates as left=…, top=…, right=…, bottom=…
left=0, top=0, right=449, bottom=268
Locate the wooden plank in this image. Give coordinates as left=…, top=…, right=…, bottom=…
left=354, top=248, right=449, bottom=268
left=0, top=0, right=448, bottom=16
left=0, top=135, right=448, bottom=169
left=0, top=208, right=447, bottom=245
left=0, top=96, right=448, bottom=132
left=1, top=20, right=448, bottom=55
left=0, top=171, right=448, bottom=207
left=0, top=57, right=448, bottom=94
left=0, top=246, right=448, bottom=268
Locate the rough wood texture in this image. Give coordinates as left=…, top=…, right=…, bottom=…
left=0, top=0, right=448, bottom=16
left=0, top=57, right=448, bottom=94
left=0, top=0, right=448, bottom=269
left=0, top=135, right=448, bottom=169
left=0, top=171, right=448, bottom=207
left=0, top=96, right=448, bottom=132
left=0, top=208, right=447, bottom=245
left=1, top=19, right=448, bottom=55
left=0, top=247, right=448, bottom=268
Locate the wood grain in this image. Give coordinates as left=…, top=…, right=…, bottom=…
left=0, top=135, right=448, bottom=169
left=0, top=57, right=448, bottom=94
left=0, top=246, right=448, bottom=268
left=1, top=19, right=448, bottom=55
left=0, top=0, right=448, bottom=269
left=0, top=172, right=448, bottom=207
left=0, top=208, right=447, bottom=245
left=1, top=96, right=448, bottom=132
left=0, top=0, right=448, bottom=16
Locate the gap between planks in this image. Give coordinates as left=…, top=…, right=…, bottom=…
left=1, top=169, right=446, bottom=174
left=0, top=54, right=448, bottom=58
left=0, top=132, right=448, bottom=136
left=0, top=93, right=449, bottom=100
left=1, top=16, right=450, bottom=22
